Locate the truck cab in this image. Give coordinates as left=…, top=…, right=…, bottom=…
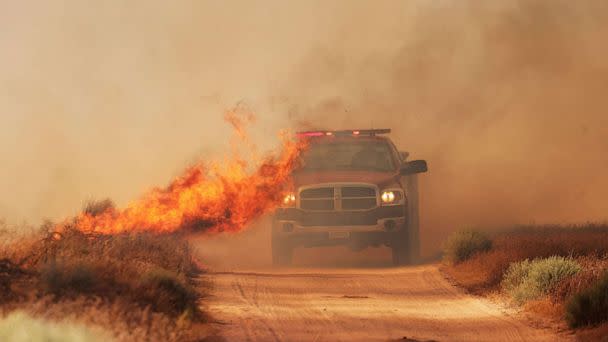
left=272, top=129, right=428, bottom=266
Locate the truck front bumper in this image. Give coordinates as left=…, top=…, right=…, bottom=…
left=273, top=206, right=406, bottom=248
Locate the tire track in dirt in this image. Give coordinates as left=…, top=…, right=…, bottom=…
left=202, top=265, right=570, bottom=342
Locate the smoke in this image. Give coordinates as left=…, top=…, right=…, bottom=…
left=1, top=1, right=607, bottom=256
left=0, top=1, right=303, bottom=223
left=271, top=1, right=608, bottom=252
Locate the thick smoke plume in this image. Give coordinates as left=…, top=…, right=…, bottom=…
left=273, top=1, right=608, bottom=252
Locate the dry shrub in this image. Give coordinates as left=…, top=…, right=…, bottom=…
left=31, top=227, right=201, bottom=318
left=0, top=259, right=30, bottom=304
left=137, top=269, right=198, bottom=317
left=522, top=298, right=564, bottom=321
left=495, top=224, right=608, bottom=259
left=566, top=271, right=608, bottom=328
left=0, top=217, right=207, bottom=341
left=82, top=199, right=115, bottom=216
left=41, top=226, right=197, bottom=276
left=553, top=255, right=608, bottom=303
left=566, top=272, right=608, bottom=328
left=442, top=229, right=492, bottom=265
left=442, top=249, right=513, bottom=293
left=40, top=261, right=95, bottom=296
left=0, top=222, right=46, bottom=265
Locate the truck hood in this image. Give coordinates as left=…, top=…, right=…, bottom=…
left=292, top=170, right=400, bottom=189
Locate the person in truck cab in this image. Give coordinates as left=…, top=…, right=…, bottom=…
left=272, top=129, right=428, bottom=266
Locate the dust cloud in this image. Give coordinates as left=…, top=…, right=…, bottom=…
left=1, top=1, right=607, bottom=259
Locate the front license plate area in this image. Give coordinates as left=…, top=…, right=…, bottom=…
left=328, top=231, right=350, bottom=239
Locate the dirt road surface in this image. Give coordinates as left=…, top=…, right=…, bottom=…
left=202, top=265, right=569, bottom=342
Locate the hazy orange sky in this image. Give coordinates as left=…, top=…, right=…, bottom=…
left=1, top=1, right=607, bottom=249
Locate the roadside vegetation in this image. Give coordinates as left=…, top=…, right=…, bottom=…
left=0, top=201, right=210, bottom=342
left=442, top=229, right=492, bottom=265
left=441, top=224, right=608, bottom=336
left=501, top=256, right=581, bottom=304
left=566, top=270, right=608, bottom=328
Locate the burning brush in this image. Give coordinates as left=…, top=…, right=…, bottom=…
left=55, top=108, right=305, bottom=236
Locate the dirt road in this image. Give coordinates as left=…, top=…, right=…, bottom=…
left=203, top=265, right=568, bottom=342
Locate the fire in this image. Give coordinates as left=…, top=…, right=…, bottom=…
left=61, top=110, right=305, bottom=235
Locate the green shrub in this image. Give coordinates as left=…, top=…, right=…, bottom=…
left=502, top=256, right=581, bottom=304
left=566, top=271, right=608, bottom=328
left=501, top=259, right=532, bottom=292
left=0, top=311, right=108, bottom=342
left=443, top=230, right=492, bottom=264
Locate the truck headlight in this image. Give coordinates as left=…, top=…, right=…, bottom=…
left=282, top=192, right=296, bottom=207
left=381, top=190, right=403, bottom=206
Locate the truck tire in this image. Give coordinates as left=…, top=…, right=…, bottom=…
left=271, top=234, right=293, bottom=267
left=392, top=173, right=421, bottom=266
left=405, top=174, right=421, bottom=264
left=391, top=231, right=411, bottom=266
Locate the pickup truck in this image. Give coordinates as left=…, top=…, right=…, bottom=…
left=272, top=129, right=428, bottom=266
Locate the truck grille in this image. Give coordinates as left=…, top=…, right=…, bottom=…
left=299, top=185, right=378, bottom=211
left=300, top=187, right=334, bottom=210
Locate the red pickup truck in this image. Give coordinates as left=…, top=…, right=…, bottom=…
left=272, top=129, right=428, bottom=266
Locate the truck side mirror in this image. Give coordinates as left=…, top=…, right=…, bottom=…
left=400, top=160, right=428, bottom=175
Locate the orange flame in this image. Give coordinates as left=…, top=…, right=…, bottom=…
left=62, top=110, right=305, bottom=235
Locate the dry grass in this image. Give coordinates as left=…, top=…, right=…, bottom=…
left=553, top=255, right=608, bottom=303
left=522, top=299, right=564, bottom=321
left=566, top=270, right=608, bottom=328
left=0, top=215, right=208, bottom=341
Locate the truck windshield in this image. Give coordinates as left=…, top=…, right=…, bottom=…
left=301, top=141, right=395, bottom=172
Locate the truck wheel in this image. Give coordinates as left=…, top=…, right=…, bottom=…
left=271, top=235, right=293, bottom=267
left=405, top=174, right=421, bottom=264
left=391, top=231, right=411, bottom=266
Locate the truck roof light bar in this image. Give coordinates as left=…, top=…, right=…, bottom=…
left=297, top=129, right=391, bottom=137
